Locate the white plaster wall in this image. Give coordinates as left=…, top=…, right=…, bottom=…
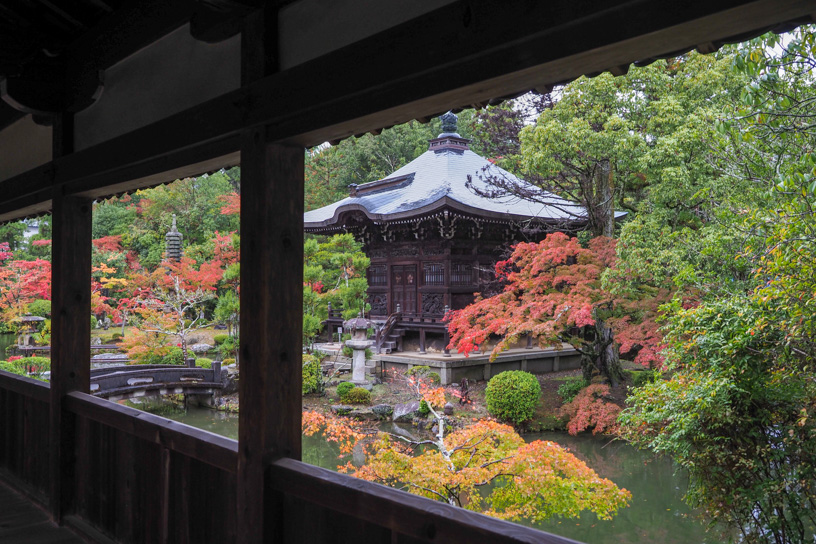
left=0, top=115, right=51, bottom=181
left=278, top=0, right=456, bottom=69
left=75, top=24, right=241, bottom=151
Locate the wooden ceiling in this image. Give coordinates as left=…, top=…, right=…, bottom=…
left=0, top=0, right=814, bottom=223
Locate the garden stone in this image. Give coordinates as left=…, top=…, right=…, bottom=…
left=331, top=405, right=353, bottom=416
left=443, top=402, right=454, bottom=416
left=371, top=404, right=393, bottom=418
left=220, top=372, right=238, bottom=395
left=189, top=343, right=213, bottom=354
left=393, top=401, right=420, bottom=422
left=348, top=408, right=378, bottom=420
left=92, top=353, right=128, bottom=361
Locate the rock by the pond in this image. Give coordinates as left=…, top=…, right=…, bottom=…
left=219, top=371, right=238, bottom=395
left=371, top=404, right=393, bottom=418
left=451, top=383, right=459, bottom=388
left=189, top=343, right=213, bottom=354
left=348, top=408, right=380, bottom=421
left=214, top=323, right=227, bottom=330
left=443, top=402, right=454, bottom=416
left=331, top=405, right=353, bottom=416
left=393, top=401, right=420, bottom=422
left=370, top=377, right=382, bottom=386
left=92, top=353, right=128, bottom=361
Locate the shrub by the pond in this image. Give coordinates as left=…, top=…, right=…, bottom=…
left=0, top=356, right=50, bottom=379
left=163, top=347, right=184, bottom=365
left=485, top=370, right=541, bottom=425
left=222, top=358, right=236, bottom=366
left=344, top=387, right=371, bottom=405
left=557, top=377, right=587, bottom=403
left=302, top=354, right=323, bottom=394
left=196, top=358, right=213, bottom=369
left=336, top=381, right=355, bottom=400
left=213, top=334, right=230, bottom=345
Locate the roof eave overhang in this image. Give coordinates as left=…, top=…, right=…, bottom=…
left=303, top=195, right=587, bottom=231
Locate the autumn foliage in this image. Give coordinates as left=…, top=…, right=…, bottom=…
left=303, top=413, right=630, bottom=522
left=559, top=384, right=622, bottom=436
left=447, top=233, right=666, bottom=384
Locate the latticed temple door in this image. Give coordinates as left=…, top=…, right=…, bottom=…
left=391, top=265, right=417, bottom=314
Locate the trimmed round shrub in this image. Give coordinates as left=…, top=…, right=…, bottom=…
left=222, top=358, right=236, bottom=366
left=213, top=334, right=230, bottom=345
left=557, top=377, right=587, bottom=403
left=336, top=381, right=355, bottom=400
left=344, top=387, right=371, bottom=405
left=418, top=400, right=431, bottom=416
left=485, top=371, right=541, bottom=425
left=195, top=358, right=213, bottom=369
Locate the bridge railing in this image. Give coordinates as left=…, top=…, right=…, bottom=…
left=89, top=364, right=223, bottom=399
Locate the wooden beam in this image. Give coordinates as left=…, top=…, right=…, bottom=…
left=237, top=7, right=304, bottom=543
left=0, top=0, right=813, bottom=221
left=237, top=137, right=304, bottom=542
left=49, top=175, right=92, bottom=524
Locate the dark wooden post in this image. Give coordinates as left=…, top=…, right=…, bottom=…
left=237, top=136, right=304, bottom=542
left=237, top=9, right=303, bottom=543
left=50, top=110, right=92, bottom=523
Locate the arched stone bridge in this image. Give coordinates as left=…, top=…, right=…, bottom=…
left=90, top=363, right=224, bottom=402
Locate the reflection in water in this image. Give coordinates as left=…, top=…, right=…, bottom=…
left=168, top=405, right=717, bottom=544
left=530, top=432, right=715, bottom=544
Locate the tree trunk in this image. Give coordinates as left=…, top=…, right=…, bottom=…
left=596, top=159, right=615, bottom=238
left=579, top=306, right=623, bottom=386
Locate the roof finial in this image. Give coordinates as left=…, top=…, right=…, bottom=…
left=170, top=214, right=178, bottom=232
left=440, top=111, right=458, bottom=134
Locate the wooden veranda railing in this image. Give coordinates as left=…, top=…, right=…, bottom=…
left=0, top=369, right=581, bottom=544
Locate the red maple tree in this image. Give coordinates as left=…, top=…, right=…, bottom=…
left=446, top=233, right=665, bottom=385
left=0, top=243, right=52, bottom=323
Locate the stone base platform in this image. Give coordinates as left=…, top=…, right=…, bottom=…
left=375, top=345, right=581, bottom=385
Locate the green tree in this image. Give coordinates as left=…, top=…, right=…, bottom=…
left=302, top=234, right=370, bottom=344
left=619, top=26, right=816, bottom=544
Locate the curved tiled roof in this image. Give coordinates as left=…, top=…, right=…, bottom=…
left=304, top=133, right=593, bottom=229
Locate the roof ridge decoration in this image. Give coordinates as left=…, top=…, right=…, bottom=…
left=349, top=173, right=415, bottom=197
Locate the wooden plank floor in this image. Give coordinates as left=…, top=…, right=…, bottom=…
left=0, top=480, right=86, bottom=544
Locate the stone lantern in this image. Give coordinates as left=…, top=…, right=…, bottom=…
left=343, top=313, right=373, bottom=386
left=17, top=314, right=45, bottom=353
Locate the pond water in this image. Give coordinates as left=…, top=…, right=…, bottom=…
left=166, top=405, right=718, bottom=544
left=0, top=333, right=16, bottom=358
